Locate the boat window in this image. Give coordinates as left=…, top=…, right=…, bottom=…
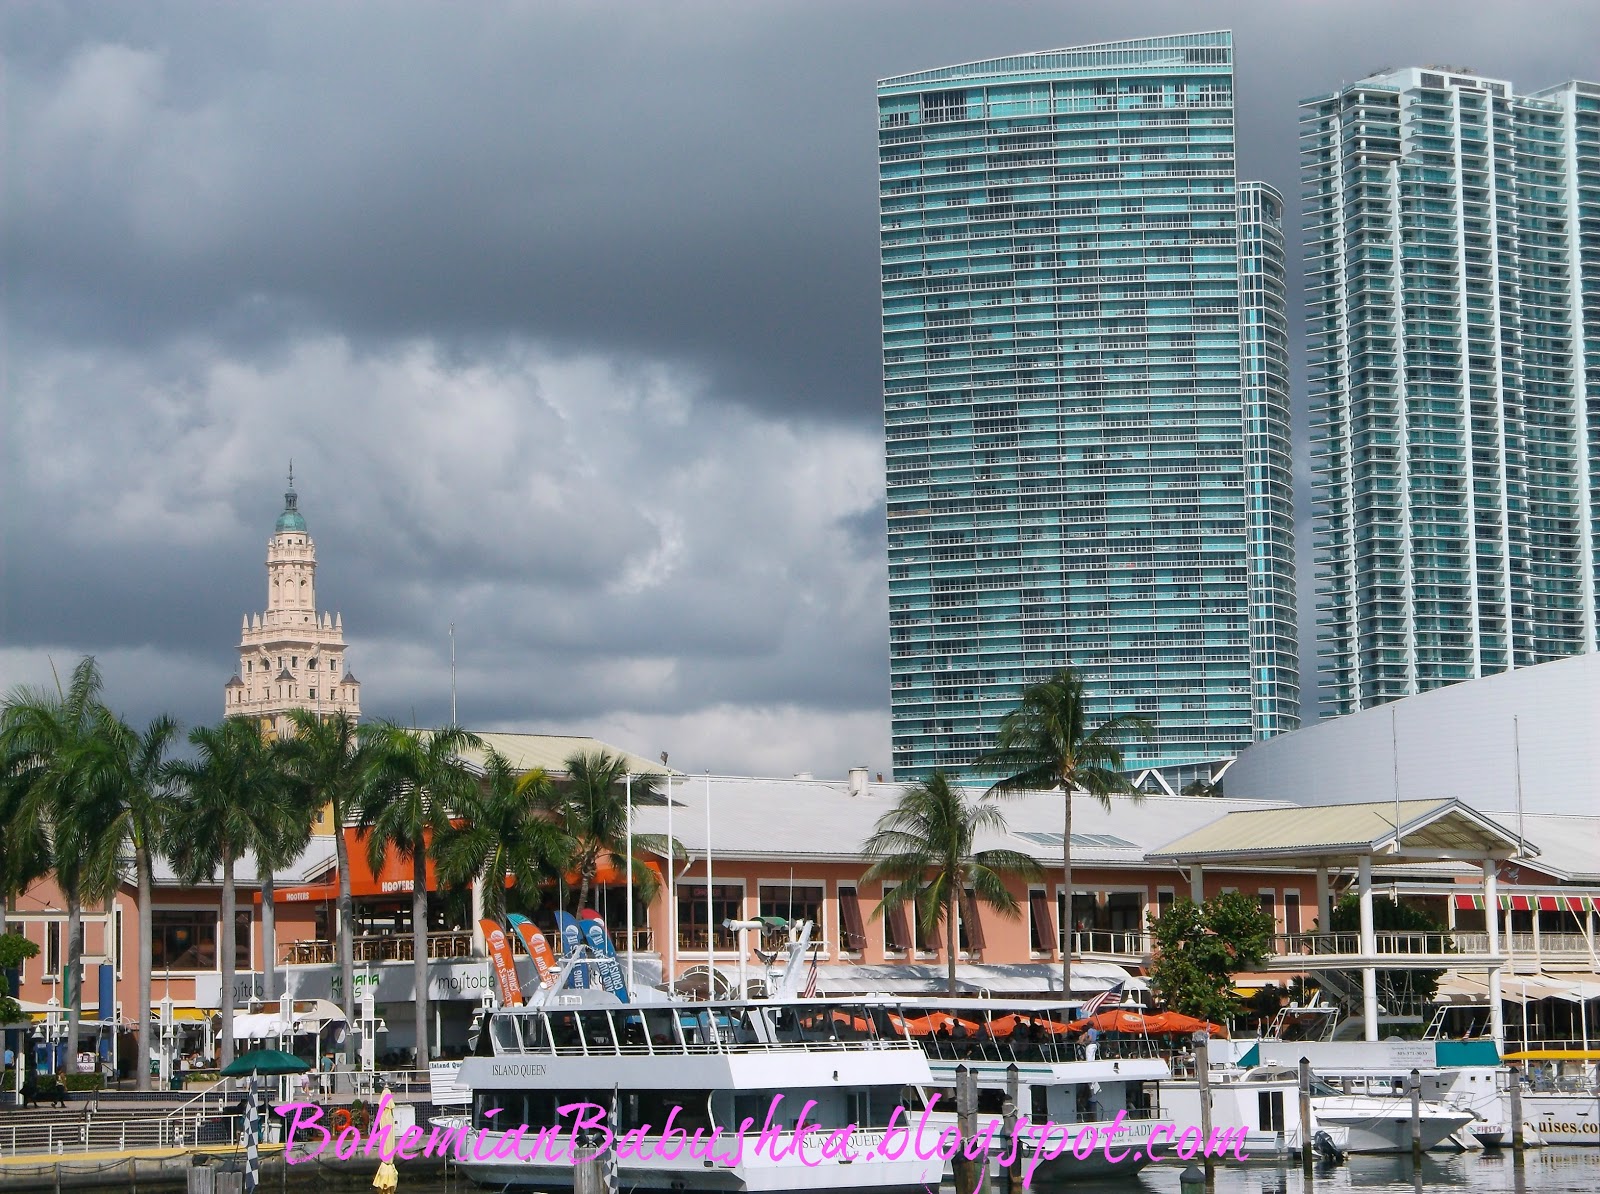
left=616, top=1011, right=649, bottom=1052
left=1311, top=1078, right=1342, bottom=1098
left=578, top=1011, right=618, bottom=1054
left=795, top=1004, right=837, bottom=1042
left=490, top=1014, right=521, bottom=1054
left=642, top=1008, right=681, bottom=1052
left=473, top=1089, right=517, bottom=1129
left=831, top=1005, right=878, bottom=1042
left=549, top=1012, right=584, bottom=1053
left=518, top=1015, right=549, bottom=1053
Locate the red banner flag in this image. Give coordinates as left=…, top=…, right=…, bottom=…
left=480, top=918, right=523, bottom=1005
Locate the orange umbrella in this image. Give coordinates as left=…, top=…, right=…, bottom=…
left=1067, top=1009, right=1227, bottom=1038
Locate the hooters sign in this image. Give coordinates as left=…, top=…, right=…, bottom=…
left=479, top=919, right=523, bottom=1005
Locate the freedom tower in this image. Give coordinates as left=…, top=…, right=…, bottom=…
left=879, top=32, right=1298, bottom=784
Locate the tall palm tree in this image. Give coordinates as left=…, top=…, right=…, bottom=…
left=981, top=667, right=1152, bottom=999
left=861, top=771, right=1041, bottom=995
left=275, top=709, right=370, bottom=1050
left=248, top=755, right=321, bottom=1009
left=0, top=657, right=111, bottom=1074
left=545, top=750, right=666, bottom=916
left=0, top=767, right=51, bottom=942
left=357, top=723, right=481, bottom=1064
left=167, top=718, right=281, bottom=1069
left=76, top=711, right=179, bottom=1091
left=434, top=750, right=565, bottom=924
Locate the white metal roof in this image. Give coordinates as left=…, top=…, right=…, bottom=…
left=1145, top=799, right=1532, bottom=867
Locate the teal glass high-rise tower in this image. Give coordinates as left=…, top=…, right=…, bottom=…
left=1304, top=69, right=1600, bottom=715
left=880, top=32, right=1298, bottom=783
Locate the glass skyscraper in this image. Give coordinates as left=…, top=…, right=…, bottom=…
left=1304, top=69, right=1600, bottom=715
left=879, top=32, right=1298, bottom=783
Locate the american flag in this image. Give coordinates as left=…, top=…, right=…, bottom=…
left=242, top=1074, right=261, bottom=1192
left=802, top=954, right=820, bottom=999
left=1079, top=981, right=1124, bottom=1018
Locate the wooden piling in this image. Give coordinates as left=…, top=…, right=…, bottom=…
left=1194, top=1031, right=1214, bottom=1187
left=953, top=1063, right=983, bottom=1194
left=1300, top=1057, right=1314, bottom=1176
left=1509, top=1063, right=1525, bottom=1153
left=1409, top=1068, right=1423, bottom=1164
left=1004, top=1063, right=1022, bottom=1191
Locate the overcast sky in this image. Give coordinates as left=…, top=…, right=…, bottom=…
left=3, top=1, right=1597, bottom=779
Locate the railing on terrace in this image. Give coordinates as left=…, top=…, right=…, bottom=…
left=280, top=930, right=475, bottom=965
left=1271, top=930, right=1467, bottom=957
left=1064, top=929, right=1148, bottom=958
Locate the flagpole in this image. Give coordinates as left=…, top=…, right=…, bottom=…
left=706, top=772, right=714, bottom=991
left=625, top=773, right=635, bottom=992
left=664, top=766, right=675, bottom=995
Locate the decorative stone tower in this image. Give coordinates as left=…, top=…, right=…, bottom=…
left=225, top=468, right=361, bottom=735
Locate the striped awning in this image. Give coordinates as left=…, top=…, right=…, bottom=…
left=1453, top=893, right=1598, bottom=913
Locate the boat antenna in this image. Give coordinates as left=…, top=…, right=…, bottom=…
left=1513, top=716, right=1525, bottom=858
left=449, top=623, right=457, bottom=724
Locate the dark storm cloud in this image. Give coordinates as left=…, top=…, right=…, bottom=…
left=3, top=1, right=1598, bottom=771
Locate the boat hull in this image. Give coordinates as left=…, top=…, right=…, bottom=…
left=435, top=1118, right=945, bottom=1192
left=1312, top=1102, right=1473, bottom=1153
left=1523, top=1093, right=1600, bottom=1145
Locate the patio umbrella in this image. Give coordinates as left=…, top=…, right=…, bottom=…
left=220, top=1048, right=310, bottom=1076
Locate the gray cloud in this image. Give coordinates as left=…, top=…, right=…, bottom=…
left=3, top=1, right=1597, bottom=772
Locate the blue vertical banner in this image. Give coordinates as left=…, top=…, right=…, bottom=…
left=579, top=915, right=627, bottom=1002
left=553, top=912, right=589, bottom=990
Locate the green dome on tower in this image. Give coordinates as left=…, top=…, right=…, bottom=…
left=275, top=464, right=307, bottom=533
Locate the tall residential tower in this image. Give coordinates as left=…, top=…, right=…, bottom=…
left=1304, top=69, right=1600, bottom=715
left=880, top=32, right=1298, bottom=783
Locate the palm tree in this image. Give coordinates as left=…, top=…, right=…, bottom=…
left=0, top=657, right=112, bottom=1074
left=544, top=750, right=666, bottom=917
left=357, top=722, right=481, bottom=1064
left=981, top=667, right=1152, bottom=998
left=0, top=767, right=51, bottom=942
left=275, top=709, right=370, bottom=1050
left=248, top=755, right=321, bottom=1010
left=860, top=771, right=1041, bottom=995
left=433, top=750, right=565, bottom=924
left=167, top=718, right=281, bottom=1069
left=76, top=711, right=179, bottom=1091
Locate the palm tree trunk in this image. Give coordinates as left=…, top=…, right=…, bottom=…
left=412, top=849, right=429, bottom=1064
left=1061, top=792, right=1073, bottom=1000
left=575, top=858, right=592, bottom=919
left=220, top=856, right=236, bottom=1070
left=136, top=847, right=153, bottom=1092
left=63, top=886, right=83, bottom=1076
left=946, top=888, right=958, bottom=996
left=261, top=869, right=277, bottom=1005
left=0, top=892, right=8, bottom=937
left=334, top=822, right=356, bottom=1065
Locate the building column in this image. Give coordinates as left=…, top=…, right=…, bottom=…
left=1358, top=854, right=1379, bottom=1042
left=1316, top=865, right=1331, bottom=933
left=1484, top=859, right=1504, bottom=1047
left=471, top=879, right=486, bottom=958
left=1190, top=865, right=1205, bottom=904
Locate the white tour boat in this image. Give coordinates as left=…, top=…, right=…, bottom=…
left=433, top=980, right=946, bottom=1192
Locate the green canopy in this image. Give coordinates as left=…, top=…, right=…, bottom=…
left=220, top=1049, right=309, bottom=1076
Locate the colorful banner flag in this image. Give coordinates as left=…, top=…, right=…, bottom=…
left=579, top=915, right=628, bottom=1002
left=554, top=911, right=589, bottom=990
left=479, top=918, right=523, bottom=1005
left=506, top=914, right=558, bottom=991
left=243, top=1074, right=260, bottom=1192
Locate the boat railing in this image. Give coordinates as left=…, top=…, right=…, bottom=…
left=498, top=1035, right=924, bottom=1059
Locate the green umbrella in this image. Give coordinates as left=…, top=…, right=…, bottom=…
left=220, top=1049, right=310, bottom=1076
